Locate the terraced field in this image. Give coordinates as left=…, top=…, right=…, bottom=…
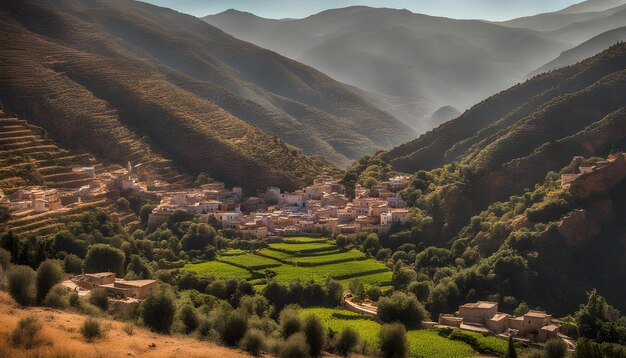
left=300, top=308, right=478, bottom=358
left=183, top=238, right=392, bottom=289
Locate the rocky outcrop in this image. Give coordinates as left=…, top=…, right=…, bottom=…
left=569, top=154, right=626, bottom=201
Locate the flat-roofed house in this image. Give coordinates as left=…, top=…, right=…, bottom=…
left=459, top=301, right=498, bottom=325
left=99, top=279, right=157, bottom=300
left=84, top=272, right=116, bottom=285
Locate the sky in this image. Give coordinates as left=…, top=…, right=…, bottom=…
left=139, top=0, right=582, bottom=21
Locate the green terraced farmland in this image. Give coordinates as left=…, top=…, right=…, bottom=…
left=281, top=236, right=329, bottom=243
left=269, top=242, right=338, bottom=254
left=289, top=249, right=366, bottom=265
left=219, top=254, right=282, bottom=270
left=182, top=260, right=251, bottom=279
left=337, top=271, right=393, bottom=288
left=300, top=308, right=476, bottom=358
left=257, top=248, right=294, bottom=261
left=221, top=249, right=246, bottom=256
left=270, top=259, right=389, bottom=283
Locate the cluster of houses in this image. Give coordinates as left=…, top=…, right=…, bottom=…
left=147, top=175, right=414, bottom=238
left=62, top=272, right=157, bottom=301
left=560, top=154, right=622, bottom=189
left=439, top=301, right=563, bottom=344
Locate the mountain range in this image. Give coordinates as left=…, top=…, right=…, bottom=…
left=0, top=0, right=416, bottom=192
left=205, top=0, right=626, bottom=132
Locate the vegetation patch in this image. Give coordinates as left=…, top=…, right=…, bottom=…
left=182, top=261, right=252, bottom=279
left=268, top=242, right=338, bottom=254
left=218, top=254, right=282, bottom=270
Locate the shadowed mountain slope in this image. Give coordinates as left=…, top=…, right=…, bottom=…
left=204, top=7, right=569, bottom=130
left=530, top=27, right=626, bottom=76
left=0, top=0, right=413, bottom=182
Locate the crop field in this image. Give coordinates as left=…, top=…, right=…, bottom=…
left=219, top=253, right=282, bottom=270
left=187, top=237, right=392, bottom=289
left=270, top=259, right=389, bottom=283
left=288, top=249, right=366, bottom=265
left=300, top=308, right=477, bottom=358
left=281, top=236, right=329, bottom=243
left=182, top=261, right=251, bottom=279
left=269, top=242, right=338, bottom=254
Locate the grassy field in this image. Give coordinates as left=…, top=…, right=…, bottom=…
left=300, top=308, right=477, bottom=358
left=182, top=261, right=251, bottom=279
left=219, top=254, right=282, bottom=270
left=269, top=242, right=338, bottom=254
left=281, top=236, right=329, bottom=243
left=187, top=237, right=392, bottom=289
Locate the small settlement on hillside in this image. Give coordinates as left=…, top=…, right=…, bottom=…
left=147, top=174, right=413, bottom=238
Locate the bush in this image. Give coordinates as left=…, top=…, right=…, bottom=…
left=221, top=310, right=248, bottom=346
left=11, top=316, right=43, bottom=349
left=278, top=332, right=310, bottom=358
left=43, top=284, right=68, bottom=308
left=408, top=281, right=431, bottom=302
left=379, top=323, right=407, bottom=358
left=7, top=265, right=36, bottom=306
left=335, top=327, right=359, bottom=356
left=116, top=197, right=130, bottom=210
left=63, top=254, right=82, bottom=274
left=0, top=247, right=10, bottom=269
left=367, top=285, right=382, bottom=301
left=179, top=303, right=199, bottom=334
left=69, top=292, right=80, bottom=307
left=303, top=315, right=325, bottom=357
left=142, top=287, right=176, bottom=333
left=240, top=328, right=265, bottom=356
left=36, top=260, right=64, bottom=303
left=89, top=287, right=109, bottom=311
left=545, top=339, right=567, bottom=358
left=123, top=323, right=135, bottom=336
left=280, top=307, right=302, bottom=338
left=377, top=291, right=428, bottom=329
left=81, top=318, right=103, bottom=342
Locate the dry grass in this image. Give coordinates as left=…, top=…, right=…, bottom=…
left=0, top=291, right=250, bottom=358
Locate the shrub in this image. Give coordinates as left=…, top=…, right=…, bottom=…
left=36, top=260, right=64, bottom=303
left=89, top=287, right=109, bottom=311
left=142, top=287, right=176, bottom=333
left=69, top=292, right=80, bottom=307
left=335, top=327, right=359, bottom=356
left=407, top=281, right=431, bottom=302
left=43, top=284, right=68, bottom=308
left=367, top=285, right=382, bottom=301
left=81, top=318, right=103, bottom=342
left=303, top=315, right=325, bottom=357
left=278, top=332, right=310, bottom=358
left=280, top=307, right=302, bottom=338
left=7, top=265, right=36, bottom=306
left=115, top=197, right=130, bottom=210
left=377, top=291, right=428, bottom=329
left=221, top=310, right=248, bottom=346
left=11, top=316, right=43, bottom=349
left=240, top=328, right=265, bottom=356
left=0, top=247, right=10, bottom=269
left=179, top=303, right=199, bottom=334
left=545, top=339, right=567, bottom=358
left=63, top=254, right=82, bottom=274
left=379, top=323, right=407, bottom=358
left=123, top=323, right=135, bottom=336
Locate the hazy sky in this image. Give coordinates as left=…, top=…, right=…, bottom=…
left=140, top=0, right=581, bottom=20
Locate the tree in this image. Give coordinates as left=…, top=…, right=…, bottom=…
left=63, top=254, right=82, bottom=274
left=115, top=197, right=130, bottom=210
left=377, top=292, right=428, bottom=329
left=84, top=244, right=125, bottom=276
left=125, top=254, right=152, bottom=279
left=279, top=332, right=310, bottom=358
left=576, top=289, right=610, bottom=341
left=335, top=327, right=359, bottom=356
left=408, top=281, right=431, bottom=302
left=141, top=287, right=176, bottom=333
left=392, top=267, right=417, bottom=290
left=7, top=265, right=36, bottom=306
left=379, top=323, right=407, bottom=358
left=181, top=223, right=216, bottom=252
left=335, top=235, right=348, bottom=250
left=303, top=315, right=325, bottom=357
left=221, top=310, right=248, bottom=346
left=363, top=233, right=380, bottom=254
left=506, top=335, right=517, bottom=358
left=0, top=247, right=11, bottom=269
left=179, top=303, right=199, bottom=334
left=0, top=205, right=10, bottom=224
left=280, top=307, right=302, bottom=338
left=348, top=279, right=366, bottom=302
left=36, top=260, right=64, bottom=303
left=139, top=204, right=154, bottom=223
left=514, top=302, right=530, bottom=317
left=89, top=287, right=109, bottom=311
left=545, top=339, right=567, bottom=358
left=367, top=285, right=382, bottom=301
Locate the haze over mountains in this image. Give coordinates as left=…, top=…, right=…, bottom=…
left=205, top=0, right=626, bottom=132
left=0, top=0, right=415, bottom=190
